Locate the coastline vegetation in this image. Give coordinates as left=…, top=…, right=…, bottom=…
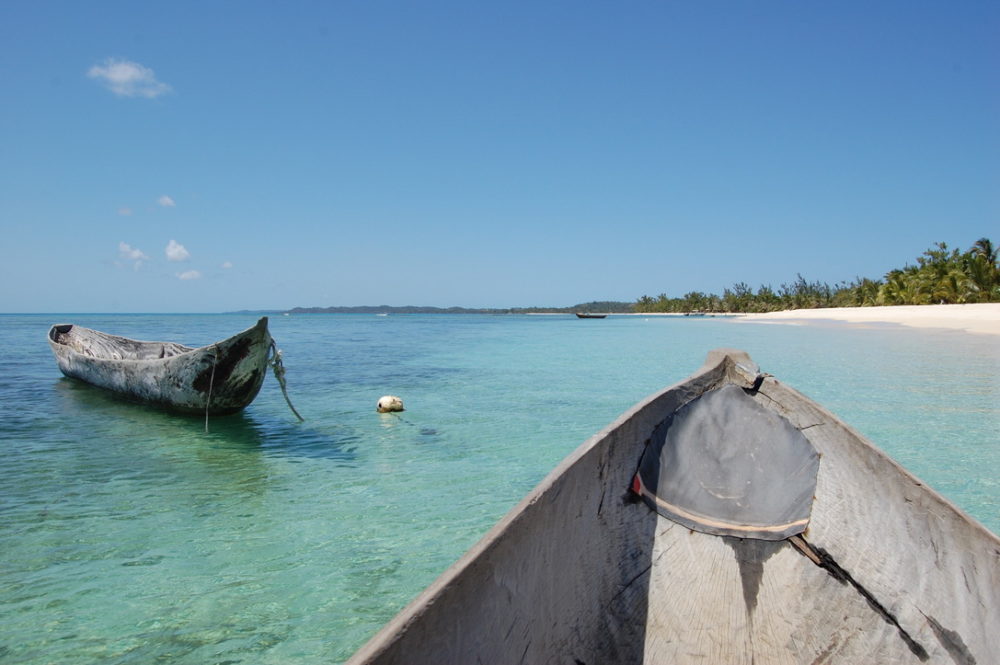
left=277, top=239, right=997, bottom=316
left=634, top=238, right=999, bottom=314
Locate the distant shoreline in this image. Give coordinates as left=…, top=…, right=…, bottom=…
left=251, top=303, right=1000, bottom=336
left=739, top=303, right=1000, bottom=337
left=279, top=302, right=635, bottom=316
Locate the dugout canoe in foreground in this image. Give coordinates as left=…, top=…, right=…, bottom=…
left=348, top=349, right=999, bottom=664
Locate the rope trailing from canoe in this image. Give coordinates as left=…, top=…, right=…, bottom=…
left=270, top=340, right=304, bottom=422
left=205, top=345, right=218, bottom=433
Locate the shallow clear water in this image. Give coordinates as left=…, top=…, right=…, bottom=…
left=2, top=313, right=998, bottom=663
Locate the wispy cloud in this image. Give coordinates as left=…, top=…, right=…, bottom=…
left=177, top=270, right=202, bottom=280
left=221, top=261, right=233, bottom=269
left=157, top=195, right=175, bottom=207
left=88, top=58, right=172, bottom=99
left=118, top=207, right=133, bottom=216
left=118, top=241, right=149, bottom=270
left=165, top=239, right=190, bottom=262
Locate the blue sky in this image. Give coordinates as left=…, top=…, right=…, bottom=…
left=2, top=1, right=997, bottom=312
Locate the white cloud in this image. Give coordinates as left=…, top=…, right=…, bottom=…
left=157, top=195, right=175, bottom=207
left=221, top=261, right=233, bottom=269
left=118, top=207, right=133, bottom=216
left=118, top=241, right=149, bottom=270
left=88, top=58, right=172, bottom=98
left=177, top=270, right=202, bottom=281
left=165, top=239, right=190, bottom=262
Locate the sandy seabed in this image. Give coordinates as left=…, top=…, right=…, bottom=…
left=740, top=303, right=1000, bottom=336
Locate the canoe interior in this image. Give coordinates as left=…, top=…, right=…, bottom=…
left=49, top=324, right=193, bottom=361
left=348, top=349, right=1000, bottom=664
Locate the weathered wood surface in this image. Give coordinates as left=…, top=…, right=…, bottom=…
left=347, top=349, right=1000, bottom=664
left=48, top=318, right=272, bottom=414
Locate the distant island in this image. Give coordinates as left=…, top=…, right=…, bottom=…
left=283, top=301, right=635, bottom=315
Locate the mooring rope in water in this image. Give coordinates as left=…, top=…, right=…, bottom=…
left=270, top=339, right=304, bottom=421
left=381, top=411, right=416, bottom=427
left=205, top=345, right=218, bottom=433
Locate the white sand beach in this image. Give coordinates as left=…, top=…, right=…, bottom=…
left=741, top=303, right=1000, bottom=336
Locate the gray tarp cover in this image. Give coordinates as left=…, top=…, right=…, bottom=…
left=635, top=384, right=820, bottom=540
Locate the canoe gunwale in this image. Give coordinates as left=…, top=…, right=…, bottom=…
left=754, top=372, right=1000, bottom=548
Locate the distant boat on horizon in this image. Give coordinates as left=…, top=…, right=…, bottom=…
left=575, top=312, right=608, bottom=319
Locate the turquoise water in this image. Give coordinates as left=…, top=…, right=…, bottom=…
left=2, top=313, right=998, bottom=663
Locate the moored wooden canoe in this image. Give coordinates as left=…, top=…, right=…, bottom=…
left=347, top=349, right=1000, bottom=664
left=48, top=318, right=272, bottom=415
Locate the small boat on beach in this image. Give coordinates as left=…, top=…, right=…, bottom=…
left=575, top=312, right=607, bottom=319
left=348, top=349, right=999, bottom=664
left=48, top=318, right=273, bottom=415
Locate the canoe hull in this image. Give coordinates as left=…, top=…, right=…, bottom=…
left=348, top=350, right=1000, bottom=664
left=48, top=318, right=272, bottom=415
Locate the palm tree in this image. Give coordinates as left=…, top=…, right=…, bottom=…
left=971, top=237, right=998, bottom=264
left=879, top=271, right=906, bottom=305
left=879, top=267, right=931, bottom=305
left=967, top=238, right=999, bottom=300
left=932, top=269, right=975, bottom=304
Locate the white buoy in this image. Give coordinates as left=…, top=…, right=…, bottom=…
left=377, top=395, right=405, bottom=413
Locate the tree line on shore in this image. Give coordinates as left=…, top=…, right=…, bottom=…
left=634, top=238, right=999, bottom=314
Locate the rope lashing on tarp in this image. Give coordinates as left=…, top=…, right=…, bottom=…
left=270, top=340, right=304, bottom=422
